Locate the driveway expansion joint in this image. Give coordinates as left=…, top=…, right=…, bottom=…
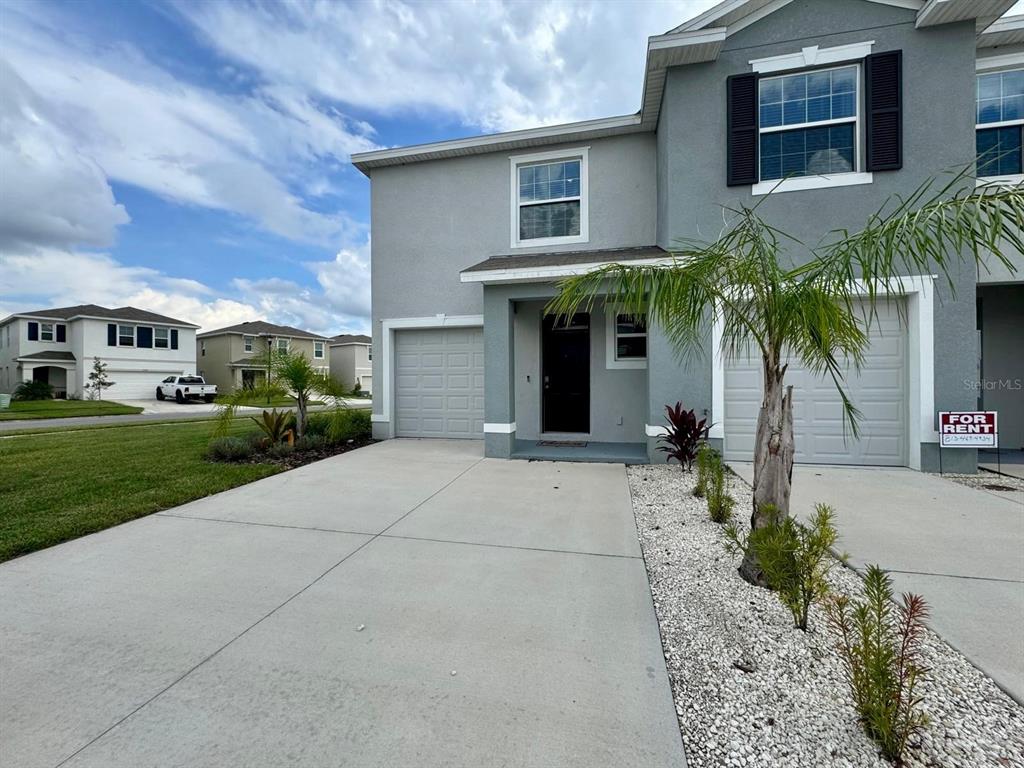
left=881, top=568, right=1023, bottom=584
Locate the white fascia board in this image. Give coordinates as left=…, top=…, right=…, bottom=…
left=351, top=114, right=641, bottom=169
left=6, top=312, right=199, bottom=329
left=460, top=256, right=677, bottom=285
left=647, top=26, right=728, bottom=52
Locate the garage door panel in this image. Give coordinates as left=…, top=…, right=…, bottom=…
left=395, top=327, right=484, bottom=439
left=724, top=300, right=907, bottom=466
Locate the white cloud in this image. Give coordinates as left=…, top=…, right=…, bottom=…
left=175, top=0, right=712, bottom=133
left=0, top=4, right=378, bottom=246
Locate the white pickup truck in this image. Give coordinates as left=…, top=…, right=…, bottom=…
left=156, top=375, right=218, bottom=404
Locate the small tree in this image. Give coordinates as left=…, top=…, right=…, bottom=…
left=548, top=173, right=1023, bottom=585
left=83, top=357, right=113, bottom=401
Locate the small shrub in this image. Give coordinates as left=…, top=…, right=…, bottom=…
left=706, top=451, right=734, bottom=523
left=304, top=412, right=330, bottom=437
left=693, top=443, right=717, bottom=498
left=657, top=402, right=709, bottom=470
left=824, top=566, right=930, bottom=765
left=265, top=442, right=295, bottom=459
left=13, top=380, right=54, bottom=401
left=295, top=434, right=329, bottom=452
left=249, top=409, right=294, bottom=444
left=205, top=436, right=254, bottom=462
left=747, top=503, right=840, bottom=631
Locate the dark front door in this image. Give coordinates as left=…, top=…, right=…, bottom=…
left=542, top=313, right=590, bottom=433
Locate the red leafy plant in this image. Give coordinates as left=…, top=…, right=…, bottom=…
left=657, top=402, right=709, bottom=470
left=823, top=565, right=930, bottom=765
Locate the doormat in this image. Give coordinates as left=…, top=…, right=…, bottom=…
left=537, top=440, right=588, bottom=448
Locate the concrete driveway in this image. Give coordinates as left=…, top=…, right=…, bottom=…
left=0, top=440, right=685, bottom=768
left=732, top=463, right=1024, bottom=702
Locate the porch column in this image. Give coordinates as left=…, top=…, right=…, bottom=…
left=483, top=286, right=515, bottom=457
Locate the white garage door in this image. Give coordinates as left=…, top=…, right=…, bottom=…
left=395, top=328, right=484, bottom=438
left=724, top=300, right=907, bottom=466
left=106, top=371, right=182, bottom=400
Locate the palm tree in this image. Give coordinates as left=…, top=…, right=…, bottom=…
left=547, top=173, right=1023, bottom=585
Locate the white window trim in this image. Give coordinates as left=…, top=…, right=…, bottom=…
left=40, top=322, right=55, bottom=342
left=154, top=327, right=170, bottom=349
left=118, top=324, right=135, bottom=347
left=975, top=65, right=1024, bottom=183
left=509, top=147, right=589, bottom=250
left=374, top=314, right=484, bottom=430
left=755, top=62, right=865, bottom=192
left=710, top=275, right=936, bottom=471
left=749, top=40, right=874, bottom=74
left=276, top=338, right=290, bottom=353
left=313, top=340, right=325, bottom=359
left=752, top=172, right=874, bottom=196
left=605, top=307, right=647, bottom=370
left=244, top=335, right=254, bottom=352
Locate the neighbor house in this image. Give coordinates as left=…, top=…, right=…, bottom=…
left=329, top=334, right=372, bottom=393
left=353, top=0, right=1024, bottom=471
left=0, top=304, right=199, bottom=399
left=196, top=320, right=329, bottom=394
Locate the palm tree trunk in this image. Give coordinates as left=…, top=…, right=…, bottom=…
left=296, top=395, right=307, bottom=438
left=740, top=362, right=795, bottom=586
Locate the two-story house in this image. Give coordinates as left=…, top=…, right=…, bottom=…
left=196, top=320, right=330, bottom=394
left=353, top=0, right=1024, bottom=471
left=0, top=304, right=199, bottom=399
left=328, top=334, right=372, bottom=394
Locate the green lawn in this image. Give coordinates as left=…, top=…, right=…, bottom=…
left=0, top=399, right=144, bottom=421
left=213, top=395, right=324, bottom=408
left=0, top=420, right=281, bottom=562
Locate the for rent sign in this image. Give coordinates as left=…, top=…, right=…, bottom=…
left=938, top=411, right=998, bottom=448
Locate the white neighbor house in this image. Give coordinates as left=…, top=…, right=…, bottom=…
left=329, top=334, right=372, bottom=394
left=0, top=304, right=199, bottom=400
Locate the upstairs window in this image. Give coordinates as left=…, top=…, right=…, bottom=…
left=118, top=325, right=135, bottom=347
left=276, top=337, right=289, bottom=354
left=314, top=340, right=325, bottom=359
left=976, top=69, right=1024, bottom=178
left=367, top=345, right=372, bottom=361
left=200, top=340, right=206, bottom=357
left=759, top=65, right=858, bottom=181
left=154, top=328, right=169, bottom=349
left=40, top=322, right=54, bottom=342
left=511, top=148, right=588, bottom=248
left=244, top=335, right=254, bottom=352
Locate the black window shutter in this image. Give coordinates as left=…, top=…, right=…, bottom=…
left=56, top=324, right=66, bottom=343
left=170, top=329, right=179, bottom=350
left=865, top=50, right=902, bottom=171
left=28, top=321, right=38, bottom=341
left=107, top=323, right=117, bottom=346
left=727, top=73, right=760, bottom=186
left=137, top=326, right=153, bottom=348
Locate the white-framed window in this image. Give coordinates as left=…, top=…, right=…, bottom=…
left=200, top=340, right=206, bottom=357
left=367, top=344, right=372, bottom=361
left=758, top=64, right=860, bottom=183
left=244, top=335, right=254, bottom=353
left=118, top=324, right=135, bottom=347
left=510, top=147, right=589, bottom=249
left=976, top=68, right=1024, bottom=180
left=40, top=322, right=54, bottom=342
left=606, top=309, right=647, bottom=370
left=154, top=327, right=169, bottom=349
left=313, top=340, right=324, bottom=359
left=276, top=337, right=289, bottom=354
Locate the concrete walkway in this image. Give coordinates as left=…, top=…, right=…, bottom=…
left=0, top=400, right=370, bottom=433
left=731, top=463, right=1024, bottom=702
left=0, top=439, right=685, bottom=768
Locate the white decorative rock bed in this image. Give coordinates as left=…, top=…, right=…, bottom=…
left=628, top=464, right=1024, bottom=768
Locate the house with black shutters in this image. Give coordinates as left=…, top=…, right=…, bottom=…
left=351, top=0, right=1024, bottom=471
left=0, top=304, right=199, bottom=399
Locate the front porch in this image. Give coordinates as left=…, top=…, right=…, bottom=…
left=511, top=439, right=649, bottom=464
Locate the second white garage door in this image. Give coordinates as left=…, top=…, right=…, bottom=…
left=395, top=327, right=484, bottom=438
left=723, top=300, right=908, bottom=466
left=106, top=370, right=184, bottom=400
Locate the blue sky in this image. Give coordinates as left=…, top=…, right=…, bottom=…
left=2, top=0, right=1019, bottom=334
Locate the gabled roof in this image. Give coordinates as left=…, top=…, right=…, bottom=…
left=2, top=304, right=197, bottom=328
left=329, top=334, right=371, bottom=345
left=351, top=0, right=1016, bottom=175
left=197, top=320, right=328, bottom=341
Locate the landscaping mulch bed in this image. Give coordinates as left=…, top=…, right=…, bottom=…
left=628, top=464, right=1024, bottom=768
left=234, top=438, right=376, bottom=469
left=938, top=471, right=1024, bottom=494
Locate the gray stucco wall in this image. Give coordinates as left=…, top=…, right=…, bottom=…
left=656, top=0, right=982, bottom=471
left=369, top=131, right=657, bottom=427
